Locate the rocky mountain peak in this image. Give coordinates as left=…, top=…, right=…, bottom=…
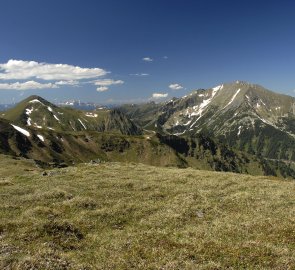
left=119, top=81, right=295, bottom=163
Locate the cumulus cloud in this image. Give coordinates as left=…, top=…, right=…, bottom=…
left=94, top=79, right=124, bottom=92
left=0, top=81, right=58, bottom=90
left=142, top=57, right=153, bottom=62
left=55, top=80, right=79, bottom=86
left=0, top=59, right=127, bottom=92
left=94, top=79, right=124, bottom=86
left=169, top=83, right=184, bottom=90
left=0, top=59, right=107, bottom=81
left=152, top=93, right=168, bottom=99
left=129, top=73, right=150, bottom=76
left=96, top=86, right=109, bottom=92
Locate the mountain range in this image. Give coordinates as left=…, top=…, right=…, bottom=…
left=1, top=82, right=295, bottom=178
left=120, top=81, right=295, bottom=163
left=1, top=95, right=142, bottom=135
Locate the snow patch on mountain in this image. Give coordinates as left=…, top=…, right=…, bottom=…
left=187, top=85, right=221, bottom=129
left=70, top=121, right=76, bottom=131
left=223, top=89, right=241, bottom=109
left=174, top=130, right=186, bottom=136
left=78, top=119, right=87, bottom=129
left=29, top=99, right=45, bottom=105
left=85, top=112, right=98, bottom=118
left=26, top=108, right=34, bottom=115
left=37, top=134, right=44, bottom=142
left=34, top=123, right=42, bottom=129
left=237, top=126, right=242, bottom=136
left=11, top=124, right=30, bottom=137
left=53, top=115, right=60, bottom=122
left=174, top=120, right=180, bottom=126
left=255, top=114, right=294, bottom=138
left=183, top=119, right=192, bottom=126
left=212, top=85, right=223, bottom=92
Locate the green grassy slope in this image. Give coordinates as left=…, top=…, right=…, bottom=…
left=2, top=95, right=142, bottom=135
left=0, top=120, right=184, bottom=168
left=1, top=156, right=295, bottom=269
left=119, top=101, right=162, bottom=128
left=1, top=116, right=295, bottom=177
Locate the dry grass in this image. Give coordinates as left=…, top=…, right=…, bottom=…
left=1, top=155, right=295, bottom=269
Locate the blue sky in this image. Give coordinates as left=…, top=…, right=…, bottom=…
left=0, top=0, right=295, bottom=104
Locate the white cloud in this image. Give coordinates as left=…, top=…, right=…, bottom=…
left=94, top=79, right=124, bottom=86
left=142, top=57, right=153, bottom=62
left=0, top=81, right=58, bottom=90
left=96, top=86, right=109, bottom=92
left=130, top=73, right=150, bottom=76
left=0, top=59, right=126, bottom=92
left=0, top=59, right=107, bottom=81
left=95, top=79, right=124, bottom=92
left=55, top=80, right=79, bottom=86
left=163, top=56, right=168, bottom=59
left=152, top=92, right=168, bottom=99
left=169, top=83, right=184, bottom=90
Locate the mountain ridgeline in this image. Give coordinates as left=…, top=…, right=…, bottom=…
left=1, top=95, right=142, bottom=135
left=120, top=81, right=295, bottom=164
left=0, top=89, right=295, bottom=178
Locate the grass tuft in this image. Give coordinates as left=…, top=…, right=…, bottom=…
left=0, top=179, right=13, bottom=186
left=42, top=220, right=84, bottom=250
left=37, top=189, right=74, bottom=201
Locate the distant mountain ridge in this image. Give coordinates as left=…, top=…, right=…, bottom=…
left=119, top=81, right=295, bottom=162
left=1, top=91, right=295, bottom=178
left=1, top=95, right=142, bottom=135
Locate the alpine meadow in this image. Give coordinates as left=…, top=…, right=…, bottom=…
left=1, top=1, right=295, bottom=269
